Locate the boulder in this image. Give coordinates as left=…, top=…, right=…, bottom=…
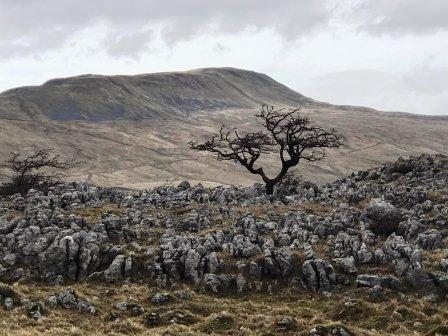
left=104, top=254, right=130, bottom=283
left=356, top=274, right=402, bottom=290
left=302, top=259, right=337, bottom=292
left=184, top=249, right=202, bottom=284
left=4, top=297, right=13, bottom=310
left=417, top=230, right=443, bottom=250
left=57, top=289, right=78, bottom=309
left=150, top=293, right=169, bottom=304
left=364, top=199, right=402, bottom=235
left=333, top=256, right=357, bottom=274
left=405, top=263, right=437, bottom=294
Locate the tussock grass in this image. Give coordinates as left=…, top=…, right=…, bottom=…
left=1, top=282, right=448, bottom=335
left=68, top=204, right=124, bottom=224
left=0, top=282, right=17, bottom=298
left=426, top=191, right=445, bottom=204
left=422, top=249, right=445, bottom=273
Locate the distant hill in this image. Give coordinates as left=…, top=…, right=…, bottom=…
left=0, top=67, right=447, bottom=188
left=0, top=68, right=313, bottom=122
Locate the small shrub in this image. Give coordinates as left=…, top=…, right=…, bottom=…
left=0, top=149, right=79, bottom=197
left=0, top=282, right=17, bottom=298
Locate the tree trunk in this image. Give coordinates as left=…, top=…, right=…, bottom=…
left=264, top=163, right=290, bottom=195
left=265, top=182, right=275, bottom=195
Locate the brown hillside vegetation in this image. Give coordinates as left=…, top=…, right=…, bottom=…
left=1, top=283, right=447, bottom=336
left=0, top=67, right=447, bottom=188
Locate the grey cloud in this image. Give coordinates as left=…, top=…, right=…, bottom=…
left=305, top=69, right=403, bottom=107
left=0, top=0, right=331, bottom=59
left=302, top=69, right=448, bottom=115
left=0, top=28, right=68, bottom=59
left=353, top=0, right=448, bottom=35
left=104, top=29, right=154, bottom=59
left=2, top=0, right=448, bottom=60
left=402, top=66, right=448, bottom=95
left=214, top=43, right=230, bottom=53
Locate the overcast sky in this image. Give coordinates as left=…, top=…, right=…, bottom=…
left=0, top=0, right=447, bottom=115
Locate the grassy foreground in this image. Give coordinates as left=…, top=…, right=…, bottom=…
left=1, top=282, right=447, bottom=336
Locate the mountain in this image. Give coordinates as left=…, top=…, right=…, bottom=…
left=0, top=67, right=447, bottom=188
left=0, top=67, right=313, bottom=122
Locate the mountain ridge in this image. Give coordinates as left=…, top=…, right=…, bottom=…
left=3, top=67, right=445, bottom=122
left=0, top=67, right=315, bottom=122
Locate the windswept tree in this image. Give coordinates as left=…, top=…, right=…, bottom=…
left=189, top=105, right=344, bottom=195
left=0, top=149, right=80, bottom=196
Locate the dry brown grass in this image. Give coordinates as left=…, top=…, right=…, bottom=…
left=230, top=202, right=334, bottom=220
left=2, top=99, right=448, bottom=190
left=426, top=191, right=445, bottom=204
left=68, top=204, right=124, bottom=224
left=1, top=282, right=448, bottom=336
left=312, top=244, right=330, bottom=259
left=422, top=249, right=445, bottom=273
left=353, top=197, right=373, bottom=209
left=298, top=202, right=334, bottom=217
left=4, top=209, right=24, bottom=221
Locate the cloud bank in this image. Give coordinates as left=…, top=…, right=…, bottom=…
left=0, top=0, right=447, bottom=115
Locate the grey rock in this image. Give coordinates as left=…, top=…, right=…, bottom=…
left=115, top=301, right=128, bottom=311
left=236, top=274, right=247, bottom=294
left=396, top=219, right=424, bottom=240
left=417, top=230, right=443, bottom=250
left=145, top=312, right=161, bottom=327
left=302, top=259, right=337, bottom=292
left=104, top=254, right=127, bottom=283
left=3, top=253, right=16, bottom=266
left=356, top=274, right=402, bottom=290
left=26, top=301, right=45, bottom=320
left=381, top=234, right=421, bottom=276
left=203, top=273, right=221, bottom=294
left=57, top=289, right=78, bottom=309
left=276, top=316, right=295, bottom=330
left=308, top=325, right=328, bottom=336
left=364, top=199, right=402, bottom=235
left=357, top=243, right=374, bottom=264
left=4, top=297, right=13, bottom=310
left=77, top=300, right=96, bottom=315
left=150, top=293, right=169, bottom=304
left=249, top=261, right=262, bottom=278
left=369, top=285, right=382, bottom=300
left=175, top=290, right=191, bottom=300
left=331, top=326, right=353, bottom=336
left=46, top=295, right=58, bottom=308
left=184, top=249, right=201, bottom=285
left=405, top=263, right=437, bottom=294
left=441, top=258, right=448, bottom=272
left=422, top=200, right=433, bottom=213
left=333, top=256, right=357, bottom=274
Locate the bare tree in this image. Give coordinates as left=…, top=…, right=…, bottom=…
left=0, top=149, right=80, bottom=196
left=189, top=105, right=344, bottom=195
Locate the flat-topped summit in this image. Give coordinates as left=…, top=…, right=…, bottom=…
left=0, top=67, right=312, bottom=122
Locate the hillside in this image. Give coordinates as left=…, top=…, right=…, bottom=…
left=0, top=67, right=447, bottom=188
left=0, top=68, right=312, bottom=122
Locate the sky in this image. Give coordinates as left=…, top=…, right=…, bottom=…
left=0, top=0, right=447, bottom=115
